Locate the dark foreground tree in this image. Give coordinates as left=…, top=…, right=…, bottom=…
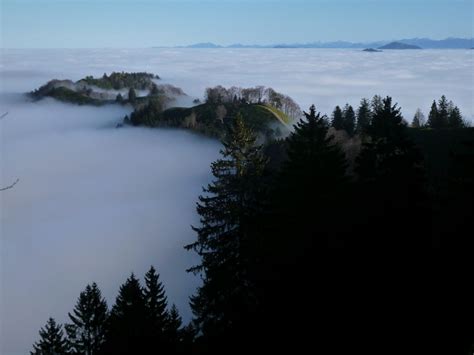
left=185, top=113, right=267, bottom=346
left=65, top=283, right=108, bottom=355
left=143, top=266, right=169, bottom=345
left=356, top=98, right=372, bottom=134
left=331, top=105, right=344, bottom=130
left=342, top=104, right=356, bottom=136
left=31, top=318, right=69, bottom=355
left=356, top=96, right=428, bottom=246
left=101, top=274, right=147, bottom=355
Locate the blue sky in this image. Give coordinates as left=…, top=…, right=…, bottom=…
left=1, top=0, right=473, bottom=48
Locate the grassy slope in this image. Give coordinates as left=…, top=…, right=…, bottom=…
left=258, top=104, right=292, bottom=125
left=153, top=102, right=290, bottom=139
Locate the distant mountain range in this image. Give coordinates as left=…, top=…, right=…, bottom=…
left=378, top=42, right=422, bottom=50
left=171, top=38, right=474, bottom=49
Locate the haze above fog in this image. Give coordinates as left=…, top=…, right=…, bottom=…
left=1, top=47, right=473, bottom=354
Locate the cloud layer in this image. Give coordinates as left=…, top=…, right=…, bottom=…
left=1, top=48, right=472, bottom=354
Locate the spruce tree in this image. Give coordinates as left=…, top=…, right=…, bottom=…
left=427, top=100, right=439, bottom=128
left=164, top=304, right=183, bottom=345
left=448, top=106, right=464, bottom=128
left=115, top=93, right=124, bottom=103
left=143, top=266, right=168, bottom=340
left=273, top=105, right=349, bottom=243
left=101, top=274, right=147, bottom=355
left=342, top=104, right=356, bottom=136
left=65, top=283, right=108, bottom=355
left=331, top=105, right=344, bottom=130
left=356, top=98, right=372, bottom=134
left=185, top=113, right=267, bottom=338
left=356, top=97, right=427, bottom=246
left=437, top=95, right=450, bottom=128
left=31, top=318, right=69, bottom=355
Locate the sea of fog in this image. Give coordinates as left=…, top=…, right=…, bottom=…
left=1, top=48, right=473, bottom=354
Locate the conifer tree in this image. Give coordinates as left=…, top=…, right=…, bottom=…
left=448, top=106, right=464, bottom=128
left=185, top=113, right=267, bottom=338
left=427, top=100, right=438, bottom=128
left=31, top=318, right=69, bottom=355
left=143, top=266, right=168, bottom=340
left=331, top=105, right=344, bottom=130
left=164, top=304, right=183, bottom=345
left=342, top=104, right=356, bottom=136
left=274, top=105, right=349, bottom=242
left=101, top=274, right=147, bottom=355
left=356, top=97, right=427, bottom=246
left=437, top=95, right=450, bottom=128
left=356, top=98, right=372, bottom=134
left=65, top=283, right=108, bottom=355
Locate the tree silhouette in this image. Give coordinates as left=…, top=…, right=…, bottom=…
left=143, top=266, right=169, bottom=345
left=31, top=318, right=69, bottom=355
left=101, top=274, right=147, bottom=355
left=356, top=98, right=372, bottom=134
left=331, top=105, right=344, bottom=130
left=185, top=113, right=267, bottom=341
left=342, top=103, right=356, bottom=136
left=65, top=283, right=108, bottom=355
left=356, top=96, right=427, bottom=246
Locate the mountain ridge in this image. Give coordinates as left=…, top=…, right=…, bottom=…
left=169, top=38, right=474, bottom=49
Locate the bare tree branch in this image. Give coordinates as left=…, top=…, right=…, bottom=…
left=0, top=178, right=19, bottom=192
left=0, top=112, right=9, bottom=119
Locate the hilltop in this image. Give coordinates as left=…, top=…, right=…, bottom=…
left=128, top=101, right=291, bottom=140
left=29, top=72, right=186, bottom=108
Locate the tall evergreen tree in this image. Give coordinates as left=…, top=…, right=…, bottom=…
left=356, top=96, right=427, bottom=246
left=164, top=304, right=183, bottom=345
left=427, top=100, right=439, bottom=128
left=272, top=104, right=349, bottom=244
left=448, top=106, right=464, bottom=128
left=437, top=95, right=450, bottom=128
left=185, top=113, right=267, bottom=339
left=331, top=105, right=344, bottom=130
left=101, top=274, right=147, bottom=355
left=31, top=318, right=69, bottom=355
left=412, top=109, right=425, bottom=128
left=143, top=266, right=168, bottom=340
left=342, top=104, right=356, bottom=136
left=65, top=283, right=108, bottom=355
left=356, top=98, right=372, bottom=134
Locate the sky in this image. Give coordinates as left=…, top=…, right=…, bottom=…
left=1, top=0, right=473, bottom=48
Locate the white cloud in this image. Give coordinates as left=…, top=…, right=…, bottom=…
left=0, top=47, right=472, bottom=354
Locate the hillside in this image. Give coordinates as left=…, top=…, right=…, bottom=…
left=129, top=102, right=291, bottom=139
left=378, top=42, right=422, bottom=50
left=29, top=72, right=186, bottom=108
